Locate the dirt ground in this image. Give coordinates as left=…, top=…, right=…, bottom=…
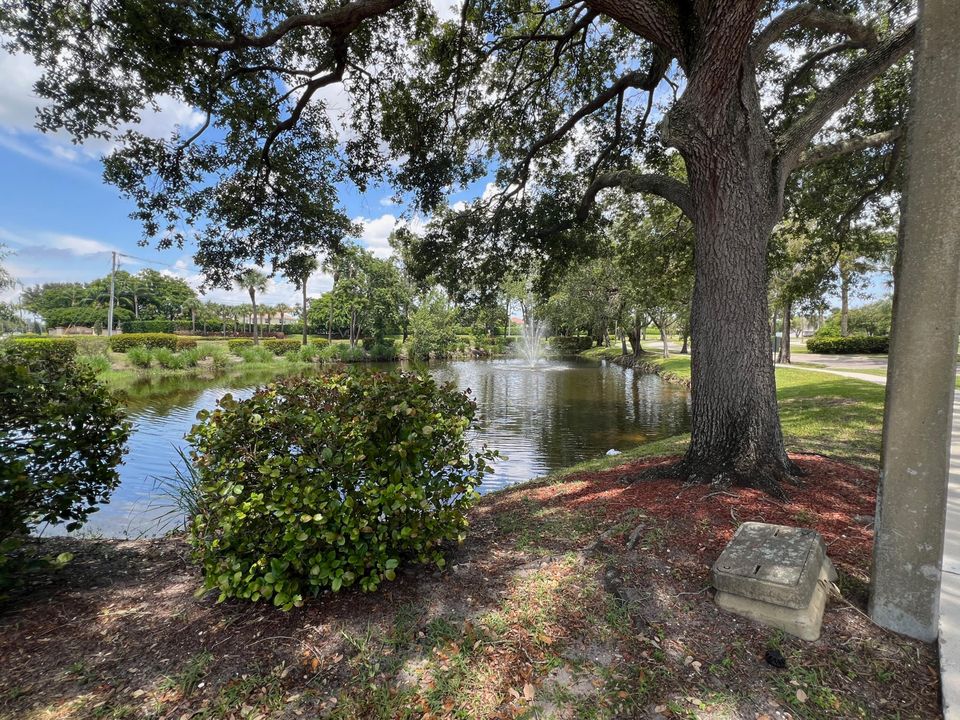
left=0, top=454, right=941, bottom=719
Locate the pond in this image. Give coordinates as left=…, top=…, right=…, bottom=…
left=51, top=358, right=691, bottom=538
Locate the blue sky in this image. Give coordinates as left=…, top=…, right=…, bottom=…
left=0, top=67, right=423, bottom=307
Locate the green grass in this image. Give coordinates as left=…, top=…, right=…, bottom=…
left=576, top=351, right=890, bottom=470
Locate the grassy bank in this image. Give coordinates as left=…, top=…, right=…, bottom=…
left=580, top=351, right=885, bottom=468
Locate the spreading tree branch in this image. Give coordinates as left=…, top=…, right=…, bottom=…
left=778, top=20, right=915, bottom=172
left=752, top=3, right=877, bottom=58
left=584, top=0, right=686, bottom=63
left=579, top=171, right=694, bottom=220
left=172, top=0, right=408, bottom=50
left=796, top=127, right=904, bottom=168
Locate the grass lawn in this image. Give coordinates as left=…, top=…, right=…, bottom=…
left=578, top=353, right=886, bottom=470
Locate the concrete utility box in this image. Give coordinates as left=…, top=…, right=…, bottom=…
left=712, top=522, right=836, bottom=641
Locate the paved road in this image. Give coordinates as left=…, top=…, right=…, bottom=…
left=793, top=351, right=888, bottom=371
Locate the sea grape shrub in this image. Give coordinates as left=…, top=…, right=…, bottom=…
left=0, top=339, right=129, bottom=592
left=186, top=370, right=497, bottom=610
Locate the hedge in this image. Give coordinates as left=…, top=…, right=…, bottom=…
left=262, top=338, right=301, bottom=355
left=549, top=336, right=594, bottom=353
left=806, top=335, right=889, bottom=354
left=228, top=338, right=255, bottom=354
left=121, top=320, right=190, bottom=334
left=2, top=337, right=78, bottom=367
left=108, top=333, right=197, bottom=352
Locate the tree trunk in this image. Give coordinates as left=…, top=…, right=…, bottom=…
left=680, top=332, right=688, bottom=354
left=777, top=299, right=792, bottom=364
left=191, top=307, right=196, bottom=334
left=249, top=290, right=259, bottom=344
left=302, top=284, right=308, bottom=346
left=840, top=274, right=850, bottom=336
left=629, top=317, right=644, bottom=357
left=620, top=333, right=628, bottom=355
left=665, top=103, right=795, bottom=494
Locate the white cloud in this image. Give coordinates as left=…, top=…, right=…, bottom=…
left=45, top=232, right=114, bottom=256
left=0, top=50, right=45, bottom=131
left=0, top=43, right=205, bottom=168
left=0, top=226, right=116, bottom=256
left=431, top=0, right=461, bottom=22
left=354, top=213, right=428, bottom=258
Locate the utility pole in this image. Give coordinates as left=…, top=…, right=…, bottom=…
left=107, top=251, right=117, bottom=336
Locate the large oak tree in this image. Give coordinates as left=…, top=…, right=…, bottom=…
left=0, top=0, right=913, bottom=493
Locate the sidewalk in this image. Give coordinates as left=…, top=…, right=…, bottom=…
left=941, top=392, right=960, bottom=717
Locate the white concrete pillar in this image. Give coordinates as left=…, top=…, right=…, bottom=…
left=868, top=0, right=960, bottom=641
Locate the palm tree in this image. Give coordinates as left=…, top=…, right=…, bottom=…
left=282, top=253, right=319, bottom=346
left=275, top=302, right=291, bottom=335
left=235, top=269, right=270, bottom=345
left=183, top=297, right=202, bottom=334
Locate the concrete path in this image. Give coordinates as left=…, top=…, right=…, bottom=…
left=775, top=362, right=887, bottom=386
left=941, top=392, right=960, bottom=718
left=794, top=350, right=889, bottom=371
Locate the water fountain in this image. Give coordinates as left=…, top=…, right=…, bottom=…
left=516, top=317, right=549, bottom=367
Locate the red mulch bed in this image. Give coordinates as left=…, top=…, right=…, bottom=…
left=491, top=452, right=877, bottom=577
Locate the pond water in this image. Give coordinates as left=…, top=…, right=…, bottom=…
left=51, top=358, right=690, bottom=538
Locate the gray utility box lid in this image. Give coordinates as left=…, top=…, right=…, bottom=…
left=712, top=522, right=827, bottom=610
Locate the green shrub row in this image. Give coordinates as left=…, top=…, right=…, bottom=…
left=121, top=320, right=189, bottom=333
left=127, top=346, right=228, bottom=370
left=228, top=338, right=255, bottom=354
left=2, top=337, right=78, bottom=367
left=109, top=333, right=197, bottom=352
left=806, top=335, right=889, bottom=354
left=186, top=370, right=497, bottom=609
left=262, top=338, right=301, bottom=355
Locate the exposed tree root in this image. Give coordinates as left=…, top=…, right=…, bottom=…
left=627, top=452, right=807, bottom=501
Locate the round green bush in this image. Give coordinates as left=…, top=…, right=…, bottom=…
left=238, top=346, right=274, bottom=363
left=1, top=343, right=129, bottom=592
left=127, top=346, right=153, bottom=368
left=186, top=370, right=497, bottom=609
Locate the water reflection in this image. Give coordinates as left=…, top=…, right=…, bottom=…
left=52, top=358, right=690, bottom=538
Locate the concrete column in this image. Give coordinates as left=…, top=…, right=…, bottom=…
left=868, top=0, right=960, bottom=642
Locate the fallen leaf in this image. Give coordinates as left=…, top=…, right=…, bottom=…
left=796, top=689, right=808, bottom=703
left=523, top=683, right=535, bottom=701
